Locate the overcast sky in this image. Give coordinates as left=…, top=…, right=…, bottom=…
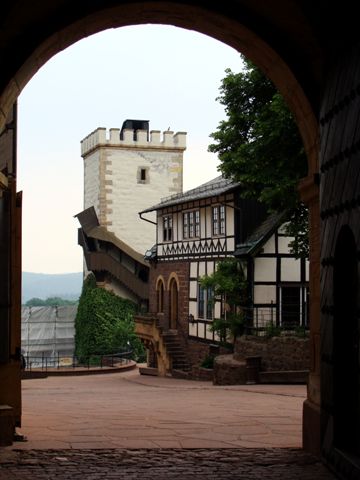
left=17, top=24, right=243, bottom=274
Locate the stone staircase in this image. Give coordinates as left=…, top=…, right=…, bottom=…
left=161, top=330, right=191, bottom=373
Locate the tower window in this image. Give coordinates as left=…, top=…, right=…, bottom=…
left=138, top=167, right=149, bottom=184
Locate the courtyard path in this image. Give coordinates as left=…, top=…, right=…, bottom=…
left=12, top=366, right=306, bottom=449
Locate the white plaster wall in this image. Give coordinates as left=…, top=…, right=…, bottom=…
left=198, top=262, right=206, bottom=277
left=214, top=301, right=221, bottom=318
left=207, top=262, right=214, bottom=275
left=189, top=300, right=197, bottom=317
left=226, top=207, right=234, bottom=236
left=189, top=280, right=197, bottom=298
left=188, top=323, right=197, bottom=336
left=84, top=150, right=100, bottom=213
left=254, top=285, right=276, bottom=304
left=262, top=234, right=276, bottom=254
left=198, top=323, right=205, bottom=338
left=227, top=238, right=235, bottom=251
left=105, top=148, right=183, bottom=254
left=206, top=323, right=213, bottom=340
left=278, top=235, right=292, bottom=254
left=254, top=258, right=277, bottom=282
left=190, top=262, right=197, bottom=277
left=281, top=258, right=301, bottom=281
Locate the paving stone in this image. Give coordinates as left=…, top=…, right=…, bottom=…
left=0, top=448, right=337, bottom=479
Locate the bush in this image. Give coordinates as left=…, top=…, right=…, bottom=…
left=75, top=274, right=145, bottom=361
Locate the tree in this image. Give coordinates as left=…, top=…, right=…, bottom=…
left=25, top=296, right=78, bottom=306
left=209, top=57, right=309, bottom=258
left=199, top=259, right=248, bottom=346
left=74, top=273, right=144, bottom=361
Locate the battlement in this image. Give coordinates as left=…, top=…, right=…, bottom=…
left=81, top=127, right=187, bottom=156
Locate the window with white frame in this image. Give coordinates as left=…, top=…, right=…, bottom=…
left=163, top=215, right=173, bottom=242
left=198, top=284, right=213, bottom=320
left=212, top=205, right=225, bottom=236
left=183, top=210, right=200, bottom=239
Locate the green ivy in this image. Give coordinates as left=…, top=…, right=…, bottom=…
left=74, top=274, right=145, bottom=361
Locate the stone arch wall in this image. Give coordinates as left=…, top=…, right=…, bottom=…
left=0, top=2, right=318, bottom=174
left=0, top=0, right=325, bottom=456
left=319, top=42, right=360, bottom=473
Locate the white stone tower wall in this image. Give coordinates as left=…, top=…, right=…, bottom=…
left=82, top=126, right=186, bottom=254
left=83, top=150, right=100, bottom=215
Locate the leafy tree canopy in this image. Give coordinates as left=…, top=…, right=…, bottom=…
left=209, top=57, right=309, bottom=258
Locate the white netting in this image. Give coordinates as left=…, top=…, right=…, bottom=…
left=21, top=306, right=77, bottom=364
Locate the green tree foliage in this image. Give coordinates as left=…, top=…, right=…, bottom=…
left=75, top=273, right=144, bottom=361
left=25, top=296, right=78, bottom=306
left=199, top=259, right=248, bottom=346
left=208, top=58, right=309, bottom=258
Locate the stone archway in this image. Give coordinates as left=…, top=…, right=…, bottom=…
left=0, top=0, right=323, bottom=454
left=0, top=3, right=318, bottom=174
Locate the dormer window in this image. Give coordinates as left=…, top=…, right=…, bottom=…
left=212, top=205, right=225, bottom=236
left=163, top=215, right=172, bottom=242
left=183, top=210, right=200, bottom=239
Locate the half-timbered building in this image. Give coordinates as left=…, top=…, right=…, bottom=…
left=135, top=176, right=309, bottom=373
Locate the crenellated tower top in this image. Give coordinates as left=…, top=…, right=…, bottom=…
left=81, top=125, right=187, bottom=157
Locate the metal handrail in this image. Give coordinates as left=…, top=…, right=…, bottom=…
left=23, top=350, right=133, bottom=372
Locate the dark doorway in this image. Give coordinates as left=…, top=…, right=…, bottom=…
left=333, top=225, right=360, bottom=454
left=281, top=286, right=300, bottom=328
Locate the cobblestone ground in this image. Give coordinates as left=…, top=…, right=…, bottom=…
left=0, top=448, right=338, bottom=480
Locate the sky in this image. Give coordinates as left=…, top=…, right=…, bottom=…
left=17, top=24, right=243, bottom=274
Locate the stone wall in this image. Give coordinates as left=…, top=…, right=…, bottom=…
left=319, top=43, right=360, bottom=473
left=186, top=339, right=230, bottom=368
left=234, top=335, right=309, bottom=371
left=213, top=355, right=247, bottom=385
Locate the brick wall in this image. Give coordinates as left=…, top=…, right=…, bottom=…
left=149, top=260, right=190, bottom=336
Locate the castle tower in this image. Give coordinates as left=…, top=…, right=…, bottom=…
left=81, top=119, right=186, bottom=254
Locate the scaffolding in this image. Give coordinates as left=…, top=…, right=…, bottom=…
left=21, top=306, right=77, bottom=363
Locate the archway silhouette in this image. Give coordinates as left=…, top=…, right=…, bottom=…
left=0, top=4, right=318, bottom=174
left=0, top=2, right=322, bottom=455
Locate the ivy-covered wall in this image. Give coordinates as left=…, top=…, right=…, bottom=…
left=75, top=274, right=144, bottom=360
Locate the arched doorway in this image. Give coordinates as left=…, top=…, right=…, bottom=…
left=333, top=225, right=360, bottom=454
left=169, top=277, right=178, bottom=330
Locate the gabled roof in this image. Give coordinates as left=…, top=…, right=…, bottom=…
left=234, top=211, right=286, bottom=257
left=139, top=175, right=239, bottom=213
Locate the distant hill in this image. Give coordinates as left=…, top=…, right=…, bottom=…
left=22, top=272, right=83, bottom=304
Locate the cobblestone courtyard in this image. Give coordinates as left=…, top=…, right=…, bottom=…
left=0, top=369, right=338, bottom=478
left=0, top=448, right=337, bottom=479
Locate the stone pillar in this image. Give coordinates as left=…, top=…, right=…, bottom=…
left=300, top=174, right=321, bottom=455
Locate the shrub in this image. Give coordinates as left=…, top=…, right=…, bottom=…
left=75, top=274, right=144, bottom=361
